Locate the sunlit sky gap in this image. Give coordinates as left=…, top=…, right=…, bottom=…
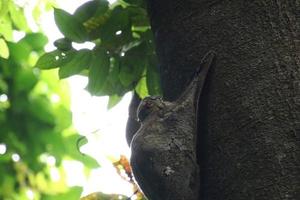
left=23, top=0, right=133, bottom=197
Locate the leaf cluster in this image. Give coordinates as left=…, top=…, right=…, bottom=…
left=36, top=0, right=161, bottom=106
left=0, top=0, right=30, bottom=59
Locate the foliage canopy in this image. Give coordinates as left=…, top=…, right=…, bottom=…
left=36, top=0, right=161, bottom=108
left=1, top=0, right=154, bottom=199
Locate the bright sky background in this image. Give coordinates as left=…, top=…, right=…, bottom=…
left=33, top=0, right=134, bottom=197
left=68, top=77, right=132, bottom=196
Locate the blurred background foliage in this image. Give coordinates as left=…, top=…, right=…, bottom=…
left=0, top=0, right=99, bottom=199
left=0, top=0, right=156, bottom=199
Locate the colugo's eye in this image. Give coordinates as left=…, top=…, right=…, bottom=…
left=136, top=96, right=163, bottom=122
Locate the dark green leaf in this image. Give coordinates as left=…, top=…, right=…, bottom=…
left=109, top=57, right=120, bottom=83
left=119, top=63, right=136, bottom=87
left=87, top=49, right=110, bottom=95
left=58, top=49, right=92, bottom=79
left=127, top=6, right=149, bottom=27
left=35, top=50, right=73, bottom=69
left=94, top=57, right=131, bottom=96
left=119, top=43, right=147, bottom=87
left=99, top=6, right=132, bottom=45
left=94, top=0, right=109, bottom=17
left=74, top=1, right=99, bottom=22
left=54, top=8, right=88, bottom=42
left=74, top=0, right=109, bottom=23
left=54, top=38, right=73, bottom=51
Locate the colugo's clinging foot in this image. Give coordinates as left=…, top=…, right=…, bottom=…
left=130, top=51, right=216, bottom=200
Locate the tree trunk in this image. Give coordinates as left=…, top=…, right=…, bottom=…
left=145, top=0, right=299, bottom=199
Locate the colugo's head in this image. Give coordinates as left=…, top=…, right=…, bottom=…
left=137, top=96, right=164, bottom=122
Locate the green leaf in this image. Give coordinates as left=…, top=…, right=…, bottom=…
left=43, top=186, right=83, bottom=200
left=15, top=68, right=38, bottom=92
left=94, top=57, right=130, bottom=96
left=58, top=49, right=92, bottom=79
left=65, top=135, right=100, bottom=168
left=28, top=96, right=55, bottom=125
left=99, top=6, right=132, bottom=45
left=119, top=43, right=147, bottom=87
left=40, top=132, right=65, bottom=165
left=20, top=32, right=48, bottom=51
left=109, top=57, right=120, bottom=83
left=0, top=77, right=8, bottom=93
left=107, top=95, right=121, bottom=109
left=6, top=41, right=31, bottom=63
left=0, top=38, right=9, bottom=59
left=54, top=8, right=88, bottom=42
left=135, top=76, right=148, bottom=98
left=93, top=0, right=110, bottom=18
left=0, top=0, right=9, bottom=18
left=74, top=1, right=98, bottom=22
left=35, top=50, right=73, bottom=69
left=53, top=38, right=73, bottom=51
left=128, top=6, right=149, bottom=27
left=8, top=2, right=29, bottom=31
left=87, top=49, right=110, bottom=95
left=53, top=105, right=72, bottom=131
left=0, top=16, right=13, bottom=41
left=119, top=63, right=135, bottom=87
left=0, top=176, right=15, bottom=196
left=74, top=0, right=109, bottom=23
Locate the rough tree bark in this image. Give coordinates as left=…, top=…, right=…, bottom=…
left=136, top=0, right=299, bottom=199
